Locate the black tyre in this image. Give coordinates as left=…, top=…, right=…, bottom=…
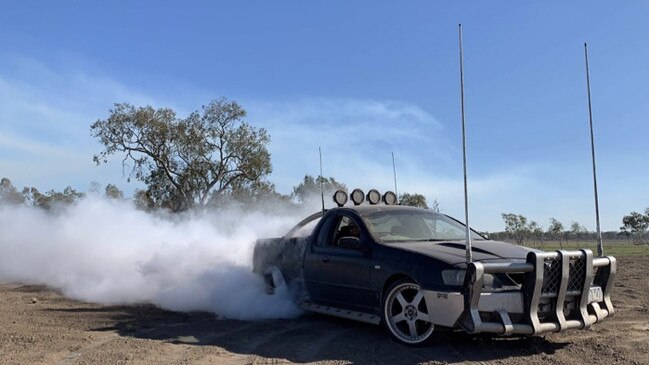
left=382, top=279, right=435, bottom=345
left=263, top=266, right=286, bottom=295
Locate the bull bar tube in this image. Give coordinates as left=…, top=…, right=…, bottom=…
left=457, top=249, right=616, bottom=335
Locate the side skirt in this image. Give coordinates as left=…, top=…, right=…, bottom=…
left=300, top=302, right=381, bottom=325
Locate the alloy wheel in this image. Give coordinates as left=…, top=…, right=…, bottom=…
left=383, top=281, right=434, bottom=344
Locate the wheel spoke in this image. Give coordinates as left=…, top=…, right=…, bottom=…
left=393, top=312, right=406, bottom=323
left=416, top=311, right=430, bottom=322
left=412, top=291, right=423, bottom=306
left=407, top=320, right=418, bottom=338
left=395, top=292, right=408, bottom=307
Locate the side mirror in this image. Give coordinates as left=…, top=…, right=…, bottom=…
left=338, top=236, right=370, bottom=253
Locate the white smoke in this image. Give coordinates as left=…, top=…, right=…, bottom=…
left=0, top=196, right=307, bottom=320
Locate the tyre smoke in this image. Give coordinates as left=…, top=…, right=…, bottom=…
left=0, top=197, right=304, bottom=320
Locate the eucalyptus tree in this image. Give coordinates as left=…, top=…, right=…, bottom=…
left=548, top=218, right=564, bottom=247
left=621, top=209, right=649, bottom=244
left=0, top=178, right=24, bottom=206
left=291, top=175, right=346, bottom=206
left=398, top=193, right=428, bottom=209
left=91, top=98, right=272, bottom=211
left=501, top=213, right=535, bottom=245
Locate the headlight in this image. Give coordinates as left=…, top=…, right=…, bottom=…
left=441, top=269, right=498, bottom=288
left=442, top=270, right=466, bottom=286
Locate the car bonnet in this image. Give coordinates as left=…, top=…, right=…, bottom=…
left=388, top=239, right=536, bottom=265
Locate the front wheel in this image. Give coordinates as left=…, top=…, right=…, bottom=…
left=382, top=280, right=435, bottom=345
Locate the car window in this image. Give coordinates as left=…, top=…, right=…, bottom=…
left=288, top=216, right=322, bottom=238
left=362, top=210, right=483, bottom=243
left=328, top=215, right=361, bottom=248
left=284, top=212, right=324, bottom=238
left=316, top=214, right=336, bottom=246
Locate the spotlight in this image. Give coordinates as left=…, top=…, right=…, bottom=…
left=333, top=189, right=348, bottom=207
left=383, top=191, right=397, bottom=205
left=367, top=189, right=381, bottom=205
left=350, top=188, right=365, bottom=205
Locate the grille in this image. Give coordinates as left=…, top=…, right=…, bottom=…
left=541, top=256, right=561, bottom=294
left=567, top=256, right=586, bottom=291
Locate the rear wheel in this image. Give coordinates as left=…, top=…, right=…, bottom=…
left=263, top=266, right=286, bottom=295
left=382, top=280, right=434, bottom=345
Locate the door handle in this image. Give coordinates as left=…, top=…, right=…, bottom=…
left=320, top=256, right=330, bottom=263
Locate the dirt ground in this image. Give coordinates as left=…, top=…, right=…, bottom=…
left=1, top=256, right=647, bottom=365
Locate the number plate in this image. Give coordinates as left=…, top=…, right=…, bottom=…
left=588, top=286, right=603, bottom=303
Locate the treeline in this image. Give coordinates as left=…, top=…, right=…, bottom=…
left=487, top=212, right=649, bottom=246
left=0, top=178, right=86, bottom=210
left=0, top=176, right=428, bottom=213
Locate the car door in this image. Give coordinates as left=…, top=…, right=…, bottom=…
left=308, top=213, right=375, bottom=312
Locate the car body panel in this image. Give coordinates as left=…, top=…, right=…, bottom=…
left=252, top=205, right=616, bottom=337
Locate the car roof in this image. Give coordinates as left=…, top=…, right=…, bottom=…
left=334, top=204, right=431, bottom=216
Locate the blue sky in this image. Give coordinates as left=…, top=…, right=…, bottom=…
left=1, top=1, right=647, bottom=231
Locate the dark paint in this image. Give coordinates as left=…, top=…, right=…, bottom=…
left=256, top=205, right=534, bottom=317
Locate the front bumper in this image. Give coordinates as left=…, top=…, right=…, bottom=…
left=423, top=249, right=616, bottom=335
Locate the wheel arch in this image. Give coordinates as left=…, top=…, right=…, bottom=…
left=381, top=273, right=417, bottom=303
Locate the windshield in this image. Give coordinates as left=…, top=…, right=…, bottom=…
left=361, top=210, right=484, bottom=243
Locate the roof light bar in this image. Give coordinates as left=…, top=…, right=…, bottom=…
left=330, top=188, right=399, bottom=206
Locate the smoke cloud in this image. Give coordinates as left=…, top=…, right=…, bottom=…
left=0, top=197, right=305, bottom=320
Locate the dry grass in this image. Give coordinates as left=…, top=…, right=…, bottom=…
left=518, top=240, right=649, bottom=256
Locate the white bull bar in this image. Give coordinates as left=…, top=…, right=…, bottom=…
left=461, top=249, right=616, bottom=335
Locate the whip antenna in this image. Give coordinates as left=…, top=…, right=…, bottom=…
left=319, top=147, right=325, bottom=214
left=584, top=43, right=603, bottom=257
left=458, top=24, right=472, bottom=263
left=392, top=152, right=399, bottom=203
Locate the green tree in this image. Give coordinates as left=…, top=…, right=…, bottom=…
left=398, top=193, right=428, bottom=209
left=133, top=189, right=155, bottom=212
left=22, top=187, right=45, bottom=207
left=291, top=175, right=346, bottom=206
left=529, top=220, right=544, bottom=247
left=548, top=218, right=565, bottom=248
left=501, top=213, right=536, bottom=245
left=22, top=186, right=84, bottom=210
left=570, top=221, right=587, bottom=244
left=91, top=98, right=272, bottom=212
left=0, top=178, right=25, bottom=206
left=215, top=179, right=293, bottom=211
left=105, top=184, right=124, bottom=200
left=621, top=209, right=649, bottom=244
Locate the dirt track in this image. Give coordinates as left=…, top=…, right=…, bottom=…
left=1, top=256, right=648, bottom=365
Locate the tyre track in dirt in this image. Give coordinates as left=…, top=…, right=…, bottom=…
left=54, top=332, right=120, bottom=365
